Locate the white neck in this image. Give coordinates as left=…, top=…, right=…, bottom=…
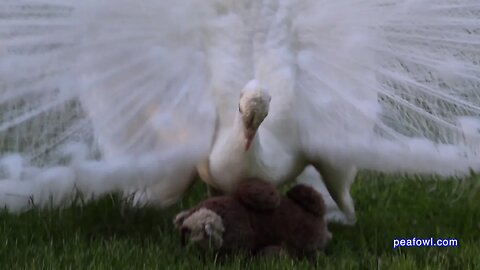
left=206, top=108, right=303, bottom=192
left=206, top=110, right=274, bottom=192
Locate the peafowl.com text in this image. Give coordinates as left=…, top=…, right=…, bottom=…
left=393, top=238, right=458, bottom=249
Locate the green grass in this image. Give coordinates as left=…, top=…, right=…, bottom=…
left=0, top=173, right=479, bottom=269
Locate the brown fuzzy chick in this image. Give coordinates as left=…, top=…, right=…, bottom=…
left=173, top=179, right=332, bottom=258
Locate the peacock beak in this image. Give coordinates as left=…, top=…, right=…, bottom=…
left=244, top=129, right=256, bottom=151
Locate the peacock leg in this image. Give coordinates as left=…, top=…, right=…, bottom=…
left=312, top=161, right=357, bottom=226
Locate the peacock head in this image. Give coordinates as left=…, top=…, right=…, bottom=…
left=238, top=80, right=271, bottom=151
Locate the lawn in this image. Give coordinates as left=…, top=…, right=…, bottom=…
left=0, top=173, right=479, bottom=269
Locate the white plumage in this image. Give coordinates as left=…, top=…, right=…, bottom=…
left=0, top=0, right=479, bottom=224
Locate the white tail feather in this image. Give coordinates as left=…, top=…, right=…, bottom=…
left=0, top=1, right=479, bottom=213
left=315, top=137, right=478, bottom=177
left=0, top=143, right=200, bottom=212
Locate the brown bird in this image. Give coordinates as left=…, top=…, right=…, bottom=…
left=174, top=179, right=331, bottom=259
